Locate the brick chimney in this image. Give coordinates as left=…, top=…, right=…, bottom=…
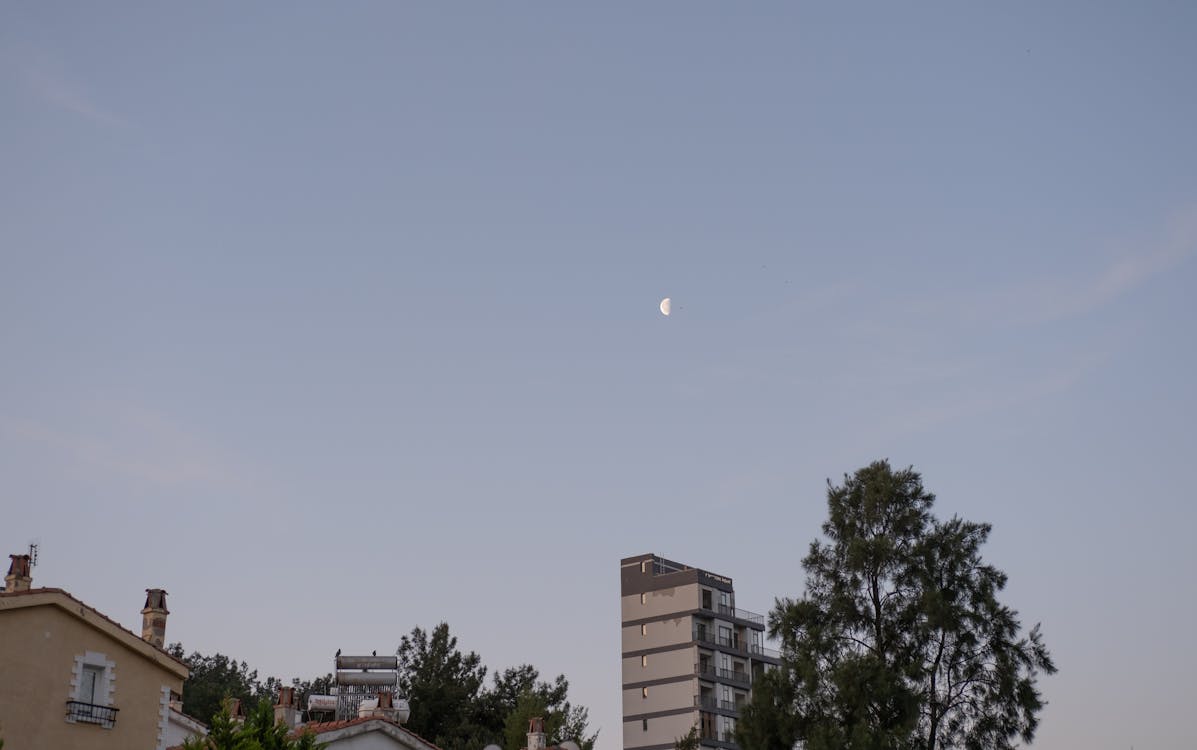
left=223, top=697, right=246, bottom=724
left=527, top=717, right=546, bottom=750
left=141, top=589, right=169, bottom=647
left=5, top=554, right=32, bottom=592
left=274, top=686, right=300, bottom=729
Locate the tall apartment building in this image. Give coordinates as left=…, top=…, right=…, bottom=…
left=620, top=553, right=780, bottom=750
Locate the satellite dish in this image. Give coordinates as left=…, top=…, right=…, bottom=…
left=559, top=741, right=580, bottom=750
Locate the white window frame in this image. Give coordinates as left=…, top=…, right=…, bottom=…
left=67, top=651, right=116, bottom=727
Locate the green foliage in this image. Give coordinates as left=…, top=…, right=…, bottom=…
left=180, top=702, right=326, bottom=750
left=396, top=623, right=597, bottom=750
left=172, top=622, right=597, bottom=750
left=673, top=724, right=701, bottom=750
left=169, top=643, right=271, bottom=728
left=736, top=668, right=799, bottom=750
left=397, top=623, right=489, bottom=750
left=741, top=461, right=1055, bottom=750
left=501, top=688, right=598, bottom=750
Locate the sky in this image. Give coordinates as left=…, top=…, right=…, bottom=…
left=2, top=3, right=1195, bottom=748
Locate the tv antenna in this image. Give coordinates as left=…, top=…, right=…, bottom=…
left=28, top=542, right=39, bottom=567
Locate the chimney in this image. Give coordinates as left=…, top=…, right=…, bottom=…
left=141, top=589, right=169, bottom=648
left=527, top=717, right=546, bottom=750
left=274, top=686, right=300, bottom=729
left=223, top=697, right=246, bottom=724
left=5, top=554, right=32, bottom=592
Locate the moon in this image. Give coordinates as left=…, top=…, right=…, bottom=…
left=659, top=297, right=671, bottom=316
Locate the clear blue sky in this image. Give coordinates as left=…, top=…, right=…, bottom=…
left=3, top=3, right=1195, bottom=748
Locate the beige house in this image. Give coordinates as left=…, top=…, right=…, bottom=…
left=0, top=553, right=193, bottom=750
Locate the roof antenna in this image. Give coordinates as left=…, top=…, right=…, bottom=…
left=28, top=542, right=38, bottom=567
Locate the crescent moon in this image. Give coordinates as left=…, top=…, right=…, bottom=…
left=659, top=298, right=671, bottom=316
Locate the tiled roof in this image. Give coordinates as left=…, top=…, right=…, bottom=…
left=0, top=586, right=189, bottom=669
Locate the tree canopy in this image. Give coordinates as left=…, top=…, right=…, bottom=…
left=738, top=460, right=1055, bottom=750
left=172, top=622, right=596, bottom=750
left=181, top=700, right=322, bottom=750
left=398, top=623, right=598, bottom=750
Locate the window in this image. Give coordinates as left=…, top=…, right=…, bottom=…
left=640, top=593, right=646, bottom=605
left=79, top=665, right=103, bottom=704
left=641, top=655, right=648, bottom=667
left=68, top=652, right=116, bottom=728
left=642, top=719, right=648, bottom=731
left=641, top=624, right=647, bottom=636
left=701, top=589, right=712, bottom=610
left=641, top=687, right=649, bottom=698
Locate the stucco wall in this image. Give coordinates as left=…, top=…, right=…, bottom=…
left=623, top=710, right=697, bottom=750
left=0, top=602, right=184, bottom=750
left=620, top=582, right=699, bottom=622
left=622, top=678, right=695, bottom=717
left=621, top=614, right=692, bottom=653
left=621, top=645, right=696, bottom=685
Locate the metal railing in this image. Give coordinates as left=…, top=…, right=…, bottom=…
left=693, top=629, right=749, bottom=654
left=718, top=667, right=751, bottom=686
left=700, top=730, right=740, bottom=746
left=716, top=604, right=765, bottom=626
left=65, top=701, right=119, bottom=728
left=695, top=663, right=752, bottom=686
left=749, top=643, right=780, bottom=659
left=695, top=696, right=741, bottom=713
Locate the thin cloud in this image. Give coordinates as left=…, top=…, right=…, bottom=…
left=3, top=407, right=250, bottom=490
left=986, top=205, right=1197, bottom=326
left=16, top=53, right=127, bottom=128
left=869, top=348, right=1111, bottom=442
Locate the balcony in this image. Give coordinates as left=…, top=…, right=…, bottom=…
left=695, top=663, right=752, bottom=687
left=693, top=629, right=748, bottom=655
left=65, top=701, right=119, bottom=728
left=694, top=696, right=741, bottom=714
left=699, top=730, right=740, bottom=749
left=716, top=604, right=766, bottom=627
left=749, top=643, right=780, bottom=660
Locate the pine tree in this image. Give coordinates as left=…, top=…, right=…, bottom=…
left=739, top=461, right=1055, bottom=750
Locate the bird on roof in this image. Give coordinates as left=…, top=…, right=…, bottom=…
left=336, top=648, right=341, bottom=658
left=372, top=650, right=377, bottom=656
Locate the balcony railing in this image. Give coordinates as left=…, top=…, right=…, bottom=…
left=693, top=630, right=748, bottom=654
left=65, top=701, right=119, bottom=728
left=700, top=730, right=739, bottom=746
left=695, top=663, right=752, bottom=686
left=716, top=604, right=766, bottom=626
left=695, top=696, right=741, bottom=713
left=749, top=643, right=780, bottom=659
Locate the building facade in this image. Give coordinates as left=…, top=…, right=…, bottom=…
left=0, top=554, right=192, bottom=750
left=620, top=553, right=780, bottom=750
